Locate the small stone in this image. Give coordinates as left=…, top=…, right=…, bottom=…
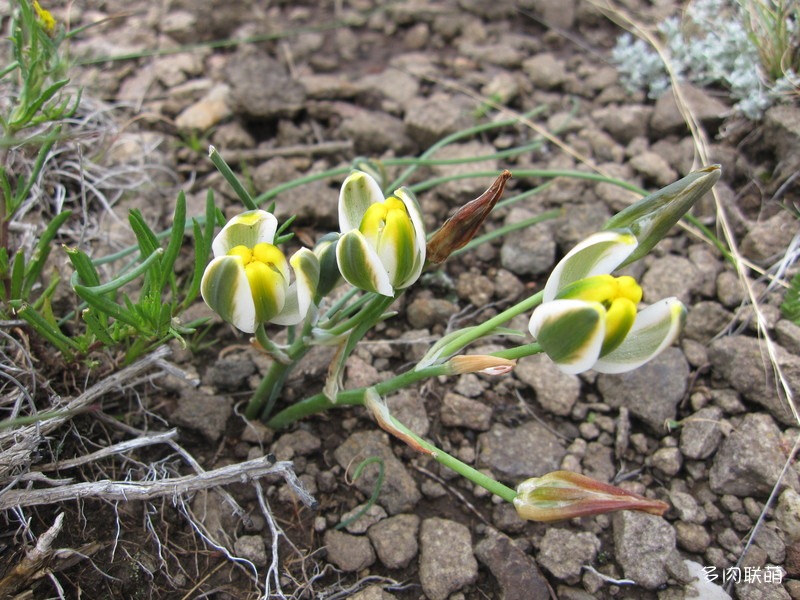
left=440, top=392, right=493, bottom=431
left=650, top=83, right=729, bottom=134
left=368, top=514, right=420, bottom=569
left=500, top=210, right=556, bottom=276
left=226, top=49, right=306, bottom=120
left=234, top=535, right=267, bottom=567
left=387, top=389, right=431, bottom=437
left=175, top=84, right=231, bottom=131
left=613, top=511, right=677, bottom=589
left=338, top=108, right=413, bottom=155
left=324, top=529, right=375, bottom=572
left=404, top=93, right=473, bottom=148
left=478, top=422, right=566, bottom=483
left=345, top=354, right=382, bottom=389
left=591, top=104, right=652, bottom=144
left=669, top=490, right=705, bottom=524
left=406, top=296, right=459, bottom=329
left=522, top=53, right=567, bottom=89
left=741, top=211, right=799, bottom=264
left=172, top=389, right=232, bottom=442
left=651, top=446, right=683, bottom=476
left=334, top=431, right=421, bottom=514
left=456, top=271, right=495, bottom=306
left=776, top=320, right=800, bottom=355
left=271, top=429, right=321, bottom=461
left=717, top=270, right=745, bottom=308
left=340, top=503, right=387, bottom=535
left=684, top=302, right=735, bottom=343
left=629, top=151, right=678, bottom=187
left=597, top=348, right=689, bottom=431
left=708, top=336, right=800, bottom=424
left=675, top=522, right=712, bottom=554
left=419, top=518, right=478, bottom=600
left=204, top=356, right=256, bottom=391
left=710, top=413, right=799, bottom=497
left=775, top=488, right=800, bottom=542
left=537, top=528, right=601, bottom=584
left=515, top=354, right=581, bottom=417
left=641, top=255, right=703, bottom=305
left=475, top=530, right=550, bottom=600
left=350, top=586, right=398, bottom=600
left=680, top=406, right=725, bottom=460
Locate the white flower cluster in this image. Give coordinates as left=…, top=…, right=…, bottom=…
left=611, top=0, right=798, bottom=119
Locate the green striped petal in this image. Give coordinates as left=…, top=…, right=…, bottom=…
left=529, top=300, right=606, bottom=374
left=545, top=231, right=638, bottom=302
left=212, top=210, right=278, bottom=257
left=593, top=297, right=686, bottom=374
left=272, top=248, right=320, bottom=326
left=376, top=204, right=417, bottom=289
left=394, top=188, right=426, bottom=262
left=245, top=261, right=286, bottom=325
left=336, top=230, right=394, bottom=296
left=202, top=256, right=260, bottom=333
left=339, top=171, right=386, bottom=233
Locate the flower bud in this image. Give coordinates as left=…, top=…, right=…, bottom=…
left=514, top=470, right=669, bottom=522
left=427, top=170, right=512, bottom=264
left=603, top=165, right=721, bottom=268
left=336, top=171, right=426, bottom=296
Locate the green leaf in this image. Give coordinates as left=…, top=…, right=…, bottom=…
left=9, top=251, right=25, bottom=300
left=780, top=272, right=800, bottom=324
left=82, top=307, right=115, bottom=346
left=65, top=245, right=101, bottom=287
left=23, top=210, right=72, bottom=297
left=13, top=302, right=79, bottom=356
left=74, top=283, right=150, bottom=333
left=158, top=191, right=186, bottom=293
left=208, top=145, right=257, bottom=211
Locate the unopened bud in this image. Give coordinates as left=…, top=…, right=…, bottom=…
left=426, top=170, right=512, bottom=264
left=514, top=470, right=669, bottom=522
left=448, top=355, right=516, bottom=375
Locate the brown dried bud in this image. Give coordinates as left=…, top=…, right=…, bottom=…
left=426, top=170, right=512, bottom=264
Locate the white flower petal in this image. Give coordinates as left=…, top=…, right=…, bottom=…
left=395, top=187, right=427, bottom=265
left=338, top=171, right=385, bottom=233
left=544, top=231, right=638, bottom=302
left=336, top=230, right=394, bottom=296
left=529, top=299, right=606, bottom=374
left=272, top=248, right=320, bottom=326
left=593, top=297, right=686, bottom=373
left=212, top=210, right=278, bottom=257
left=201, top=255, right=258, bottom=333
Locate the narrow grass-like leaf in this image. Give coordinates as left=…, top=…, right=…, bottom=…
left=12, top=127, right=58, bottom=212
left=12, top=78, right=70, bottom=126
left=64, top=246, right=101, bottom=287
left=208, top=145, right=257, bottom=211
left=9, top=251, right=25, bottom=300
left=82, top=307, right=115, bottom=346
left=23, top=209, right=72, bottom=297
left=158, top=191, right=186, bottom=293
left=13, top=302, right=79, bottom=356
left=73, top=283, right=148, bottom=332
left=76, top=248, right=163, bottom=296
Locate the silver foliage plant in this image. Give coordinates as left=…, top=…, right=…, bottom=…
left=611, top=0, right=798, bottom=119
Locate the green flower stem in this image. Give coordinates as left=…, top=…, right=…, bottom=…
left=433, top=291, right=544, bottom=362
left=254, top=325, right=291, bottom=364
left=267, top=361, right=453, bottom=429
left=385, top=413, right=517, bottom=504
left=492, top=342, right=542, bottom=361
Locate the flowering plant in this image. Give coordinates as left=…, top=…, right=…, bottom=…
left=199, top=151, right=720, bottom=523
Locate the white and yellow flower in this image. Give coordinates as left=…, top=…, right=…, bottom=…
left=528, top=230, right=685, bottom=374
left=336, top=171, right=426, bottom=297
left=201, top=210, right=319, bottom=333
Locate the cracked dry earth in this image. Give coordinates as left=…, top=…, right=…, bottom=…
left=3, top=0, right=800, bottom=599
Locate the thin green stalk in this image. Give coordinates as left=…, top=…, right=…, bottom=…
left=386, top=413, right=517, bottom=503
left=266, top=361, right=453, bottom=429
left=433, top=291, right=544, bottom=363
left=493, top=342, right=542, bottom=361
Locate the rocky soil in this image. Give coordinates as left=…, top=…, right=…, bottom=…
left=4, top=0, right=800, bottom=599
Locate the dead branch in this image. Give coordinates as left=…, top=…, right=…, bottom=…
left=0, top=457, right=316, bottom=511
